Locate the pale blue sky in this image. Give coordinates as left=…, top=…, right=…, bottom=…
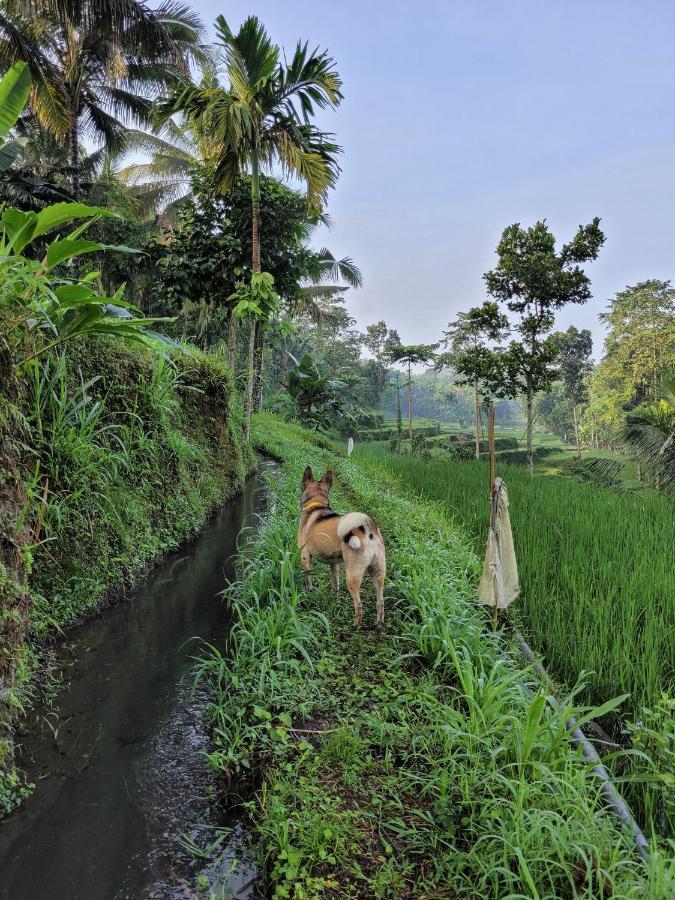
left=189, top=0, right=675, bottom=356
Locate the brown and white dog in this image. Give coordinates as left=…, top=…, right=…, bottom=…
left=298, top=467, right=386, bottom=626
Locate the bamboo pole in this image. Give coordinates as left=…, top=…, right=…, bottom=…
left=487, top=402, right=498, bottom=628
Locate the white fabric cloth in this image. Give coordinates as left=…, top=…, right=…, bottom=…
left=479, top=478, right=520, bottom=609
left=347, top=437, right=354, bottom=456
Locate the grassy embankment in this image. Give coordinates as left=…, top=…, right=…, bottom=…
left=197, top=413, right=672, bottom=898
left=0, top=335, right=250, bottom=812
left=353, top=443, right=675, bottom=839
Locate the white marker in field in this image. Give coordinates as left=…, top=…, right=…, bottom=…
left=347, top=437, right=354, bottom=457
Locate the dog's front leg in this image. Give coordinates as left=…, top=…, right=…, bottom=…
left=330, top=563, right=340, bottom=595
left=300, top=547, right=314, bottom=592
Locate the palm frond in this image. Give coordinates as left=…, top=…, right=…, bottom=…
left=81, top=102, right=128, bottom=153
left=276, top=40, right=343, bottom=122
left=271, top=124, right=340, bottom=212
left=306, top=247, right=363, bottom=288
left=215, top=14, right=278, bottom=95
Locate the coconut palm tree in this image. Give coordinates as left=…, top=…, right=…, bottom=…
left=0, top=0, right=206, bottom=197
left=157, top=14, right=343, bottom=436
left=621, top=375, right=675, bottom=496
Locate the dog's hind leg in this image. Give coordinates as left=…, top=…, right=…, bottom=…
left=369, top=563, right=386, bottom=626
left=346, top=572, right=363, bottom=626
left=331, top=563, right=340, bottom=595
left=300, top=547, right=314, bottom=592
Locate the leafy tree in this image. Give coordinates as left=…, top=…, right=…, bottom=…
left=157, top=174, right=311, bottom=369
left=533, top=382, right=575, bottom=442
left=158, top=14, right=343, bottom=434
left=437, top=303, right=509, bottom=458
left=363, top=320, right=396, bottom=414
left=387, top=343, right=438, bottom=439
left=587, top=280, right=675, bottom=440
left=552, top=326, right=593, bottom=458
left=0, top=0, right=205, bottom=198
left=286, top=353, right=356, bottom=432
left=621, top=375, right=675, bottom=496
left=483, top=218, right=605, bottom=473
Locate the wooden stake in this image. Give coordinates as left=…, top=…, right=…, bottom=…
left=487, top=402, right=498, bottom=627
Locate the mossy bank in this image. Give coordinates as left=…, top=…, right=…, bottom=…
left=0, top=335, right=250, bottom=813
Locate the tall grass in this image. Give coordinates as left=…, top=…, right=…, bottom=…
left=197, top=413, right=674, bottom=896
left=354, top=442, right=675, bottom=837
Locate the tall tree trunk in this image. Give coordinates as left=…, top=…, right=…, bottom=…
left=573, top=402, right=581, bottom=459
left=244, top=153, right=261, bottom=441
left=252, top=323, right=264, bottom=412
left=474, top=380, right=481, bottom=459
left=244, top=319, right=257, bottom=441
left=396, top=377, right=402, bottom=442
left=69, top=118, right=80, bottom=200
left=407, top=361, right=413, bottom=441
left=227, top=307, right=237, bottom=371
left=526, top=382, right=534, bottom=476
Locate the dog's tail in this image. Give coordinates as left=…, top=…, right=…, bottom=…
left=337, top=512, right=376, bottom=551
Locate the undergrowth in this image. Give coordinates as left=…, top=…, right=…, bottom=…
left=0, top=335, right=250, bottom=812
left=196, top=413, right=674, bottom=898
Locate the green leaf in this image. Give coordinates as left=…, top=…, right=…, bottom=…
left=0, top=63, right=31, bottom=139
left=573, top=693, right=630, bottom=731
left=33, top=202, right=116, bottom=240
left=2, top=207, right=38, bottom=254
left=47, top=239, right=141, bottom=269
left=0, top=137, right=27, bottom=173
left=47, top=239, right=103, bottom=269
left=53, top=284, right=96, bottom=307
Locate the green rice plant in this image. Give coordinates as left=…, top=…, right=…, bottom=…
left=353, top=441, right=675, bottom=839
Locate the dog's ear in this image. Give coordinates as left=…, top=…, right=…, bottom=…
left=302, top=466, right=313, bottom=486
left=321, top=470, right=333, bottom=488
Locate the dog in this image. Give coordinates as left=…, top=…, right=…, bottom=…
left=298, top=467, right=386, bottom=627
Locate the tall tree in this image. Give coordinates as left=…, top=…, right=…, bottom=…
left=158, top=15, right=342, bottom=437
left=438, top=303, right=509, bottom=459
left=387, top=343, right=438, bottom=440
left=363, top=320, right=394, bottom=414
left=585, top=281, right=675, bottom=446
left=483, top=218, right=605, bottom=473
left=0, top=0, right=206, bottom=198
left=552, top=326, right=593, bottom=458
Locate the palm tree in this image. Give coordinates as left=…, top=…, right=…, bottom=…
left=0, top=0, right=206, bottom=197
left=621, top=375, right=675, bottom=496
left=388, top=343, right=438, bottom=440
left=157, top=14, right=343, bottom=436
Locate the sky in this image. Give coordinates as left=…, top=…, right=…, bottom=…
left=189, top=0, right=675, bottom=357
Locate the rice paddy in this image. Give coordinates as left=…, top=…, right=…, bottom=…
left=353, top=441, right=675, bottom=837
left=353, top=443, right=674, bottom=715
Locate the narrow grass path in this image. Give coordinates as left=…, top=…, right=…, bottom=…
left=198, top=416, right=671, bottom=899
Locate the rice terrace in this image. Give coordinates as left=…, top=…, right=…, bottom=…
left=0, top=2, right=674, bottom=898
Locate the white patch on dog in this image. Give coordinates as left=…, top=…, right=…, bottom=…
left=348, top=535, right=361, bottom=550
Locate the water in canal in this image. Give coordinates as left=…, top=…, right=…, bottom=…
left=0, top=469, right=271, bottom=899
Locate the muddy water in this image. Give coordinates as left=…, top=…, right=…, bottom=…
left=0, top=469, right=271, bottom=899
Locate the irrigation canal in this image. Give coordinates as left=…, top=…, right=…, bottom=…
left=0, top=466, right=272, bottom=899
